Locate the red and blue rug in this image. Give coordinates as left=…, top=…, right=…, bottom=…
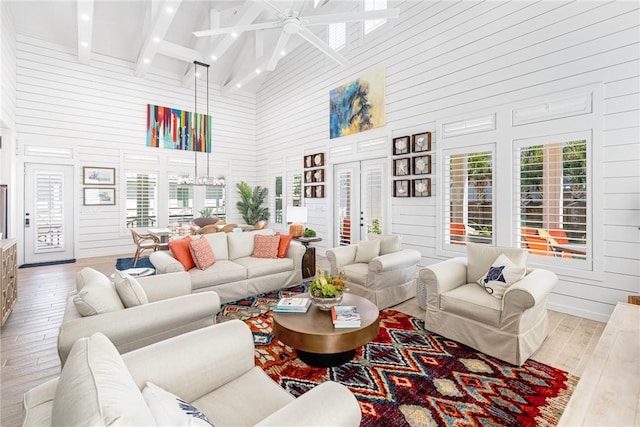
left=220, top=288, right=577, bottom=426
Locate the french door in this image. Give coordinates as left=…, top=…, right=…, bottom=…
left=333, top=159, right=387, bottom=246
left=23, top=163, right=75, bottom=264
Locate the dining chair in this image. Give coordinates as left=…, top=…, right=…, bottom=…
left=130, top=229, right=160, bottom=266
left=221, top=223, right=238, bottom=233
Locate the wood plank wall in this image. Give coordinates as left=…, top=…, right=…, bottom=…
left=10, top=34, right=258, bottom=259
left=255, top=0, right=640, bottom=322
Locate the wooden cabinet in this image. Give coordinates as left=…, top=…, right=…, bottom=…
left=1, top=239, right=17, bottom=326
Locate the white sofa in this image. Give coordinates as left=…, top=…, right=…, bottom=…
left=24, top=321, right=362, bottom=427
left=58, top=268, right=220, bottom=366
left=150, top=229, right=306, bottom=303
left=326, top=234, right=422, bottom=309
left=419, top=244, right=558, bottom=366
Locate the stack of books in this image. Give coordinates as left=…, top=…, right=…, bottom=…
left=331, top=305, right=361, bottom=328
left=273, top=297, right=311, bottom=313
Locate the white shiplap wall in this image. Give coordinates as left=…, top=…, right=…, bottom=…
left=1, top=2, right=17, bottom=129
left=13, top=35, right=257, bottom=260
left=256, top=0, right=640, bottom=322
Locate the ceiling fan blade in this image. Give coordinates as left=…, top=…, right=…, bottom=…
left=297, top=26, right=348, bottom=66
left=266, top=31, right=291, bottom=71
left=304, top=8, right=400, bottom=26
left=193, top=21, right=281, bottom=37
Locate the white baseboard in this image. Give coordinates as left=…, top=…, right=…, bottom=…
left=547, top=301, right=612, bottom=324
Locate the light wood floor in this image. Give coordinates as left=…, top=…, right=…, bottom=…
left=0, top=255, right=606, bottom=427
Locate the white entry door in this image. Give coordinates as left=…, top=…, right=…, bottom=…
left=333, top=159, right=387, bottom=246
left=23, top=163, right=75, bottom=264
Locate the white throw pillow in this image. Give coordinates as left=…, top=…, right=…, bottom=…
left=143, top=382, right=215, bottom=426
left=51, top=333, right=155, bottom=426
left=354, top=239, right=381, bottom=264
left=368, top=234, right=402, bottom=255
left=477, top=253, right=527, bottom=299
left=73, top=282, right=124, bottom=317
left=113, top=270, right=149, bottom=308
left=75, top=267, right=111, bottom=293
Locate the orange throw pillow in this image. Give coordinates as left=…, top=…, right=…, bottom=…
left=168, top=236, right=195, bottom=271
left=189, top=238, right=216, bottom=270
left=277, top=234, right=294, bottom=258
left=253, top=234, right=280, bottom=259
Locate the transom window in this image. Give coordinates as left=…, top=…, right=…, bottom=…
left=364, top=0, right=387, bottom=34
left=328, top=23, right=346, bottom=51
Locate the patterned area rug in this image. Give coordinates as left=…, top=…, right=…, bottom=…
left=220, top=291, right=577, bottom=427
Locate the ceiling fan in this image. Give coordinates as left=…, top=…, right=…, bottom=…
left=193, top=0, right=399, bottom=71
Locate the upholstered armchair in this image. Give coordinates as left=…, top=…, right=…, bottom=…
left=25, top=321, right=362, bottom=427
left=326, top=234, right=421, bottom=309
left=57, top=268, right=220, bottom=366
left=418, top=244, right=558, bottom=366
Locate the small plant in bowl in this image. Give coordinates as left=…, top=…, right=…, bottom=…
left=309, top=269, right=347, bottom=310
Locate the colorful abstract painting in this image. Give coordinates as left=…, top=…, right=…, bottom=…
left=146, top=104, right=212, bottom=153
left=330, top=68, right=385, bottom=139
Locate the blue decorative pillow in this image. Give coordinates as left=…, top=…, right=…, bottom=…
left=476, top=254, right=526, bottom=299
left=142, top=382, right=214, bottom=426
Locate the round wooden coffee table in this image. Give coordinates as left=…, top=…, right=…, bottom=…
left=272, top=293, right=380, bottom=367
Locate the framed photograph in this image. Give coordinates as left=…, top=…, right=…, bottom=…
left=412, top=132, right=432, bottom=153
left=305, top=170, right=314, bottom=183
left=393, top=180, right=410, bottom=197
left=83, top=188, right=116, bottom=205
left=312, top=168, right=325, bottom=183
left=392, top=136, right=410, bottom=155
left=304, top=155, right=313, bottom=169
left=412, top=178, right=432, bottom=197
left=393, top=158, right=410, bottom=176
left=83, top=167, right=115, bottom=185
left=314, top=185, right=324, bottom=198
left=305, top=186, right=314, bottom=198
left=312, top=153, right=325, bottom=167
left=413, top=155, right=432, bottom=175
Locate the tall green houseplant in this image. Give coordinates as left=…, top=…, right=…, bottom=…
left=236, top=181, right=270, bottom=225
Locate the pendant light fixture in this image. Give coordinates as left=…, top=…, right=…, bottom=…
left=193, top=60, right=211, bottom=186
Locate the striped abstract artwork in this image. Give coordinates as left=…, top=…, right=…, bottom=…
left=146, top=104, right=212, bottom=153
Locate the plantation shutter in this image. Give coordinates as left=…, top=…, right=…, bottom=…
left=515, top=140, right=588, bottom=259
left=205, top=184, right=226, bottom=220
left=328, top=23, right=346, bottom=51
left=287, top=172, right=302, bottom=211
left=125, top=172, right=158, bottom=228
left=444, top=150, right=493, bottom=246
left=362, top=163, right=383, bottom=234
left=274, top=176, right=283, bottom=224
left=35, top=172, right=65, bottom=251
left=168, top=174, right=194, bottom=224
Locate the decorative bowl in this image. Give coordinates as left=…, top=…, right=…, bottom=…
left=310, top=294, right=343, bottom=311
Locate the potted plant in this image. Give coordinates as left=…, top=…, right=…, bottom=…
left=236, top=181, right=270, bottom=225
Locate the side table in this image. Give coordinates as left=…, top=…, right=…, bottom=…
left=295, top=237, right=322, bottom=279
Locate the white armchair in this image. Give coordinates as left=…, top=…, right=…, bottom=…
left=418, top=244, right=558, bottom=366
left=24, top=321, right=362, bottom=427
left=57, top=268, right=220, bottom=365
left=326, top=234, right=421, bottom=309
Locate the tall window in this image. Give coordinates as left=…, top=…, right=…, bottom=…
left=126, top=172, right=158, bottom=228
left=274, top=176, right=283, bottom=224
left=205, top=184, right=226, bottom=221
left=168, top=175, right=194, bottom=224
left=364, top=0, right=387, bottom=34
left=516, top=138, right=588, bottom=259
left=444, top=150, right=493, bottom=245
left=328, top=23, right=346, bottom=51
left=287, top=172, right=302, bottom=209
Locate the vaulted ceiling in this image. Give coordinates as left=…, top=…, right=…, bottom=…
left=6, top=0, right=381, bottom=93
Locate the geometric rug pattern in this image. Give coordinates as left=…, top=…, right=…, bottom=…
left=242, top=310, right=577, bottom=427
left=220, top=286, right=577, bottom=426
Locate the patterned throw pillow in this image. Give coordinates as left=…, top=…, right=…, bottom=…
left=276, top=233, right=293, bottom=258
left=142, top=382, right=215, bottom=426
left=189, top=238, right=216, bottom=270
left=168, top=236, right=195, bottom=271
left=477, top=253, right=526, bottom=299
left=253, top=234, right=281, bottom=259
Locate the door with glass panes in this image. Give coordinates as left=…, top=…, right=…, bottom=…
left=23, top=163, right=75, bottom=264
left=333, top=159, right=387, bottom=246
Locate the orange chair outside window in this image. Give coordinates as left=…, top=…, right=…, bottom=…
left=521, top=227, right=553, bottom=257
left=450, top=223, right=465, bottom=245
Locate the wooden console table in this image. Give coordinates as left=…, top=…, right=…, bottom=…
left=558, top=302, right=639, bottom=425
left=1, top=239, right=18, bottom=326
